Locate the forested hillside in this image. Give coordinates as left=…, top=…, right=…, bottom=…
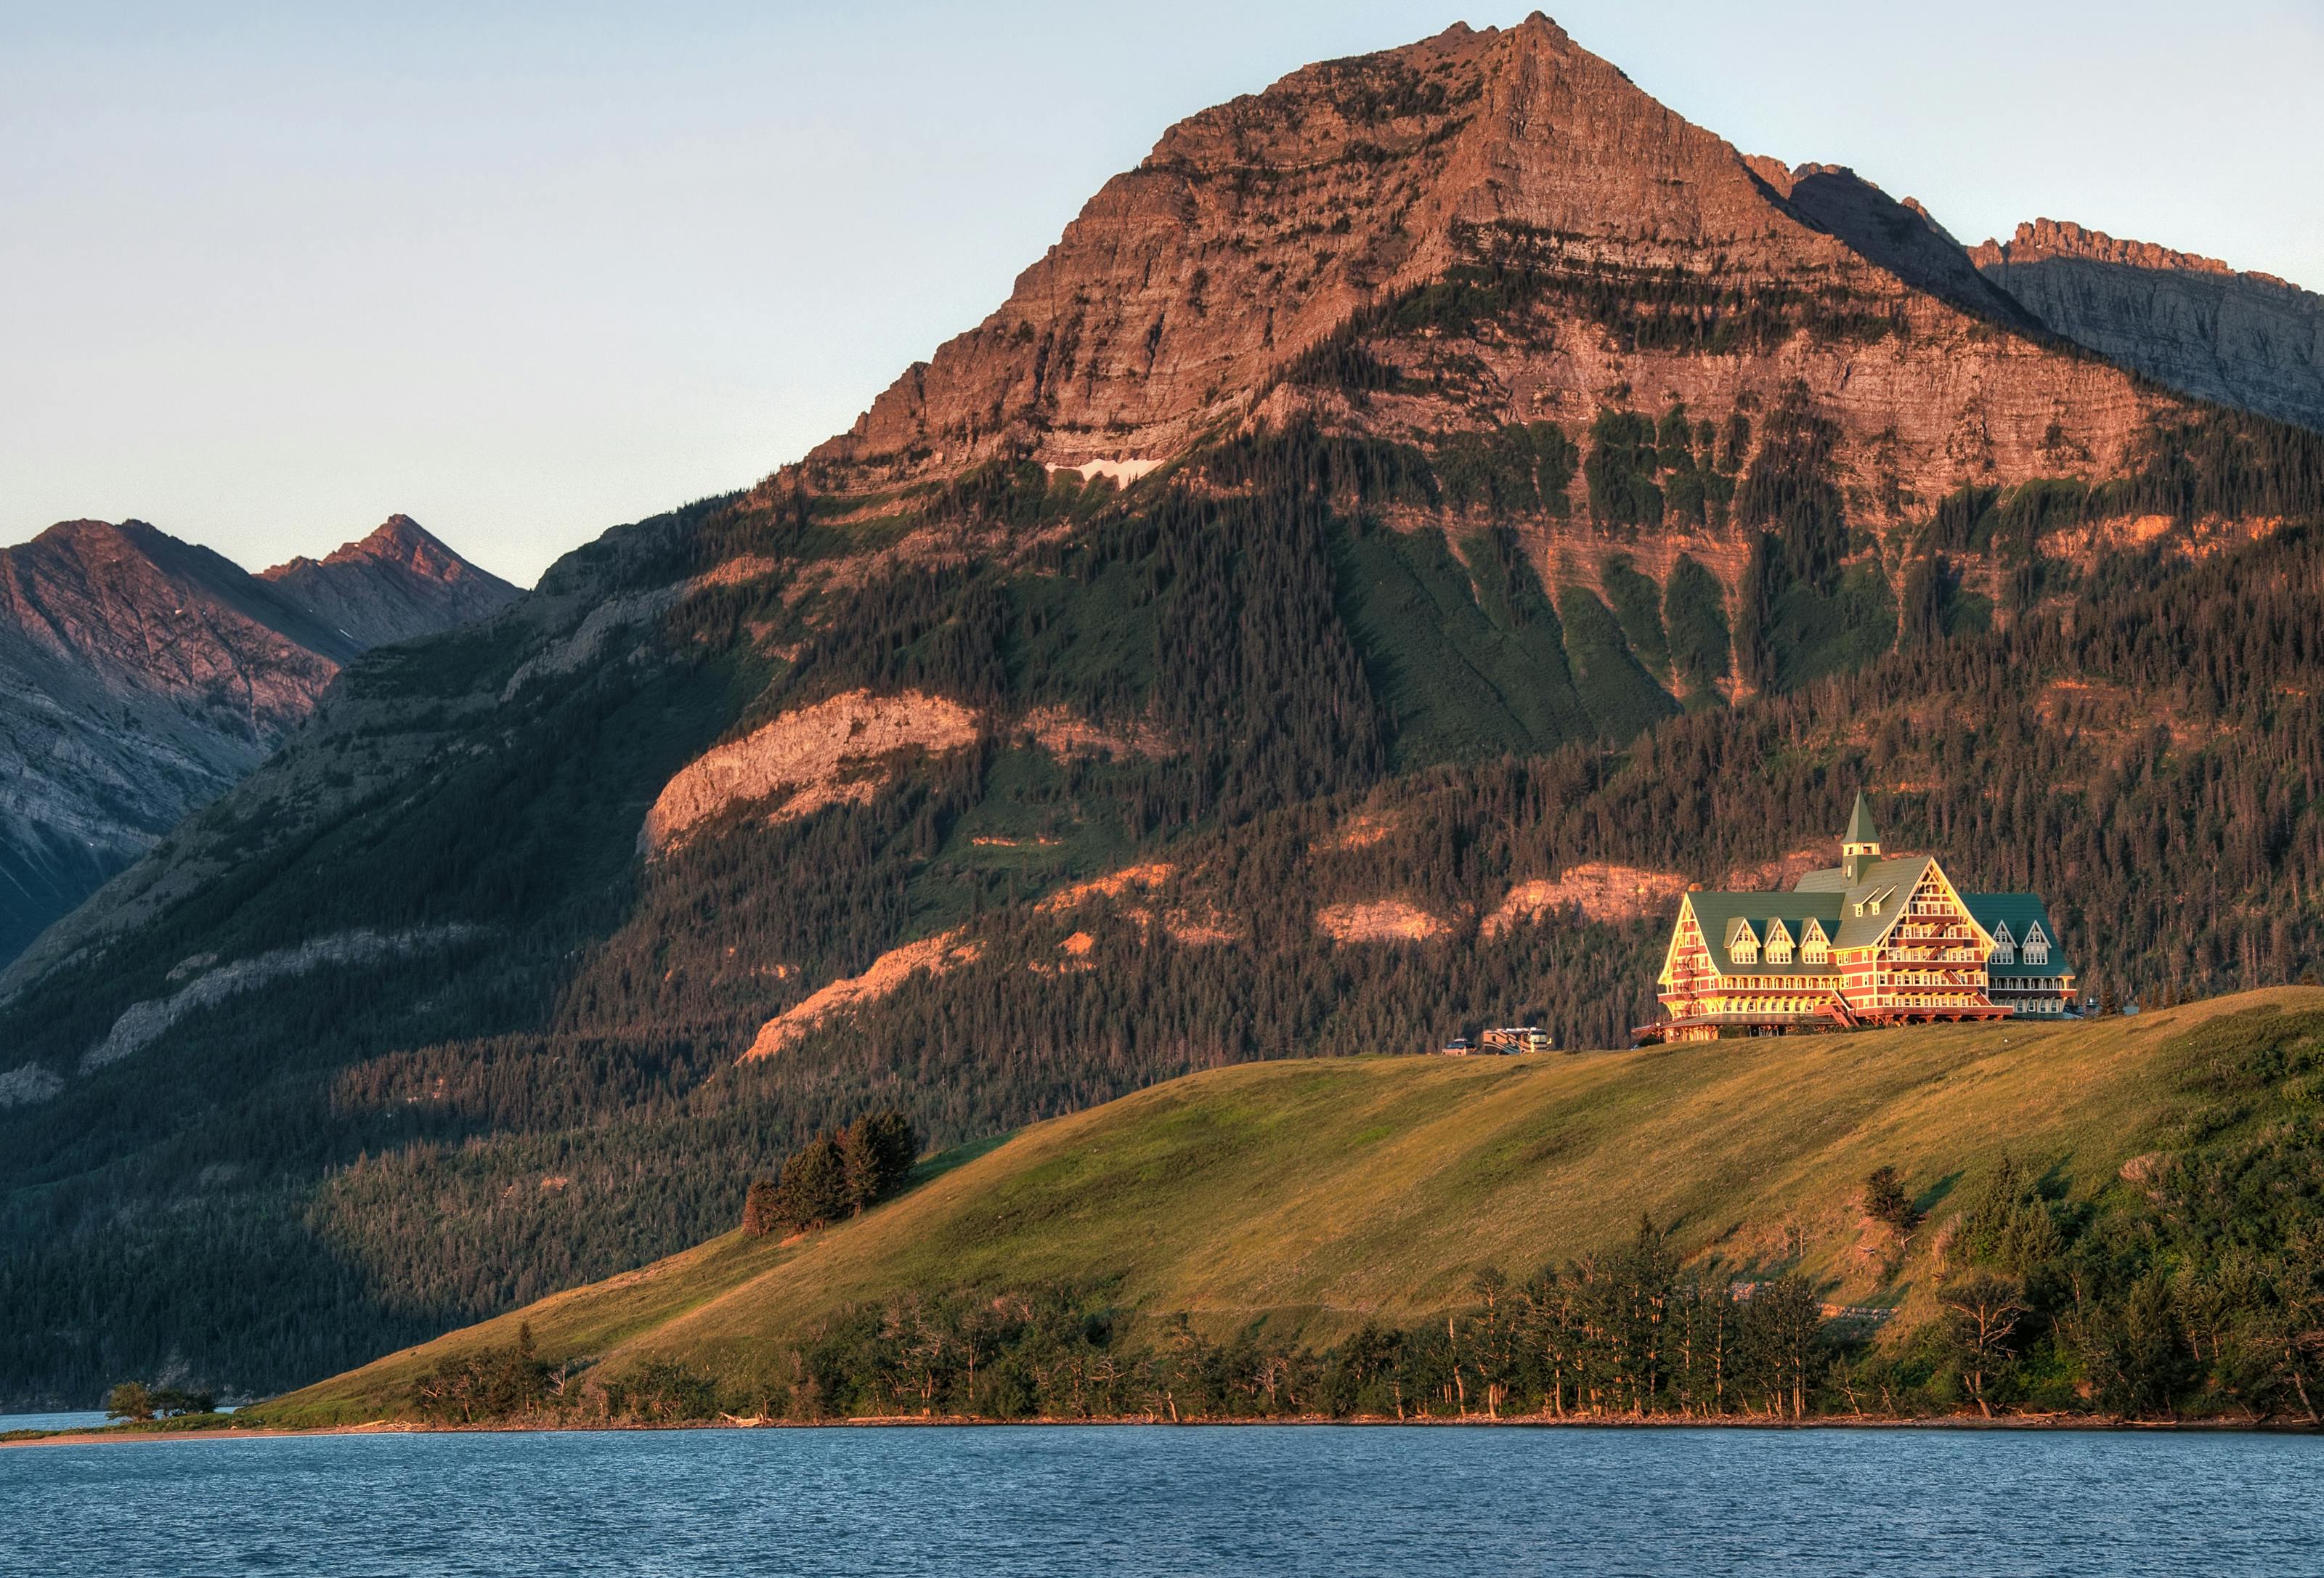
left=3, top=16, right=2323, bottom=1407
left=258, top=991, right=2324, bottom=1428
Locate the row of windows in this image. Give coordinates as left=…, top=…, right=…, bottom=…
left=1989, top=920, right=2051, bottom=965
left=1712, top=1001, right=1815, bottom=1017
left=1731, top=917, right=1830, bottom=965
left=1728, top=916, right=2051, bottom=968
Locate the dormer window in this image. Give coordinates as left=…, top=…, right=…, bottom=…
left=1766, top=920, right=1794, bottom=964
left=2024, top=922, right=2049, bottom=966
left=1731, top=919, right=1760, bottom=965
left=1990, top=922, right=2015, bottom=967
left=1800, top=919, right=1830, bottom=964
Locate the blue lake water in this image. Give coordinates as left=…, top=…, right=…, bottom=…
left=3, top=1424, right=2317, bottom=1577
left=0, top=1412, right=105, bottom=1434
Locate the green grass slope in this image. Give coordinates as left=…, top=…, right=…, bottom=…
left=259, top=988, right=2317, bottom=1426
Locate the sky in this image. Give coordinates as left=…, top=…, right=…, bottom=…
left=4, top=1, right=2319, bottom=587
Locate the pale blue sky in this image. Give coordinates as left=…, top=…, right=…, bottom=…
left=4, top=1, right=2318, bottom=585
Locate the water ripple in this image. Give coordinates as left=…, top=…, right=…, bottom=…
left=4, top=1425, right=2318, bottom=1577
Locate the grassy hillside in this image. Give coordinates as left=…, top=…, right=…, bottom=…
left=259, top=988, right=2324, bottom=1426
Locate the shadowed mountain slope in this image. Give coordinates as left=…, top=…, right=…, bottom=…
left=0, top=516, right=518, bottom=962
left=1974, top=218, right=2324, bottom=435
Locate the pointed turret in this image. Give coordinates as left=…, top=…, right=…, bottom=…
left=1841, top=792, right=1882, bottom=882
left=1843, top=792, right=1880, bottom=850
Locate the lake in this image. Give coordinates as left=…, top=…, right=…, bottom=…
left=3, top=1423, right=2317, bottom=1576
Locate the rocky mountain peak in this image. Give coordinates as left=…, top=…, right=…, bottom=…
left=802, top=13, right=1873, bottom=491
left=801, top=13, right=2192, bottom=523
left=0, top=514, right=520, bottom=964
left=259, top=516, right=519, bottom=651
left=265, top=513, right=487, bottom=585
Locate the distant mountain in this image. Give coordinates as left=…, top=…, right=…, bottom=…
left=1973, top=219, right=2324, bottom=435
left=4, top=14, right=2324, bottom=1410
left=0, top=515, right=518, bottom=961
left=259, top=514, right=517, bottom=650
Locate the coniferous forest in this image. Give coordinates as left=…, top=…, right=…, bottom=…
left=4, top=363, right=2324, bottom=1408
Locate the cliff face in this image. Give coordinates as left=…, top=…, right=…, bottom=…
left=0, top=516, right=519, bottom=961
left=805, top=15, right=2177, bottom=525
left=1974, top=219, right=2324, bottom=435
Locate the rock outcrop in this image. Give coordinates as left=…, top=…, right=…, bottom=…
left=640, top=688, right=984, bottom=852
left=0, top=516, right=518, bottom=961
left=1973, top=219, right=2324, bottom=434
left=802, top=15, right=2180, bottom=520
left=742, top=929, right=984, bottom=1060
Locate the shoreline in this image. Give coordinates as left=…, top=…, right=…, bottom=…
left=9, top=1410, right=2316, bottom=1447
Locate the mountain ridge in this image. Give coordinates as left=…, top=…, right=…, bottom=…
left=803, top=14, right=2175, bottom=517
left=1972, top=217, right=2324, bottom=435
left=0, top=514, right=519, bottom=964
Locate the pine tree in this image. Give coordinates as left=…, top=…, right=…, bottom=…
left=740, top=1177, right=779, bottom=1238
left=777, top=1136, right=849, bottom=1230
left=840, top=1124, right=882, bottom=1216
left=1864, top=1166, right=1918, bottom=1231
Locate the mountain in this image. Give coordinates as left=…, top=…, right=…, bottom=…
left=258, top=514, right=519, bottom=650
left=0, top=515, right=519, bottom=964
left=4, top=13, right=2324, bottom=1408
left=256, top=989, right=2324, bottom=1427
left=1972, top=218, right=2324, bottom=435
left=810, top=17, right=2171, bottom=518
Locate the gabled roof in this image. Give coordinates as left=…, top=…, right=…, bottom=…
left=1792, top=852, right=1927, bottom=895
left=1962, top=893, right=2074, bottom=979
left=1843, top=790, right=1880, bottom=846
left=1678, top=858, right=2066, bottom=980
left=1679, top=890, right=1846, bottom=977
left=1829, top=855, right=1935, bottom=948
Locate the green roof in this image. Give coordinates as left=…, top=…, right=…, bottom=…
left=1678, top=890, right=1845, bottom=977
left=1843, top=790, right=1879, bottom=847
left=1683, top=855, right=2070, bottom=975
left=1962, top=893, right=2075, bottom=980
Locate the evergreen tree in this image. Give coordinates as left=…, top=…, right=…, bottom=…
left=740, top=1178, right=779, bottom=1238
left=777, top=1136, right=849, bottom=1231
left=1864, top=1166, right=1918, bottom=1231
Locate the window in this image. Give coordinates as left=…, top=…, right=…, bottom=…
left=1767, top=920, right=1794, bottom=964
left=1801, top=920, right=1829, bottom=964
left=2024, top=922, right=2049, bottom=966
left=1990, top=922, right=2015, bottom=966
left=1731, top=920, right=1759, bottom=965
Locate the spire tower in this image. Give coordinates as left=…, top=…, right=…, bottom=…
left=1841, top=792, right=1881, bottom=882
